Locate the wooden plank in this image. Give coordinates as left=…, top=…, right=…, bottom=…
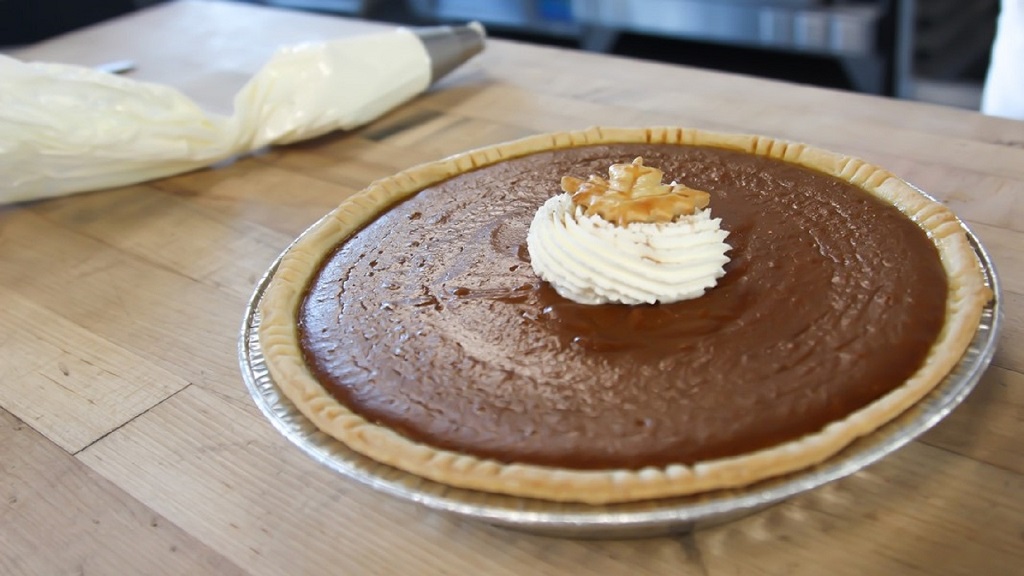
left=969, top=222, right=1024, bottom=297
left=417, top=83, right=669, bottom=137
left=0, top=210, right=250, bottom=403
left=693, top=442, right=1024, bottom=575
left=258, top=115, right=539, bottom=191
left=30, top=184, right=293, bottom=300
left=921, top=366, right=1024, bottom=475
left=356, top=108, right=540, bottom=160
left=0, top=285, right=188, bottom=453
left=149, top=157, right=358, bottom=238
left=485, top=40, right=1024, bottom=156
left=0, top=407, right=245, bottom=575
left=76, top=385, right=703, bottom=576
left=74, top=383, right=1024, bottom=576
left=255, top=127, right=449, bottom=191
left=993, top=292, right=1023, bottom=374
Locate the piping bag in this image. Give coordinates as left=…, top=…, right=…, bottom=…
left=0, top=23, right=485, bottom=205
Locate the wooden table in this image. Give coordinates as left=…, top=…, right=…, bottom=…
left=3, top=1, right=1022, bottom=573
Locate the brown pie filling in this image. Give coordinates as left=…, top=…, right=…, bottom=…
left=298, top=143, right=948, bottom=471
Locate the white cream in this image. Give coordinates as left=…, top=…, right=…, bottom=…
left=527, top=193, right=731, bottom=305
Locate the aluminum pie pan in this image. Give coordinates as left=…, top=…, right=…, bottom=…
left=239, top=220, right=1001, bottom=539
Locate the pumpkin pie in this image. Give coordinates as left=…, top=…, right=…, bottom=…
left=258, top=127, right=990, bottom=504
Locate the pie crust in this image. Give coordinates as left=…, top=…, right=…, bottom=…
left=258, top=126, right=991, bottom=504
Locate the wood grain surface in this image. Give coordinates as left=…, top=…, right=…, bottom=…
left=2, top=1, right=1022, bottom=574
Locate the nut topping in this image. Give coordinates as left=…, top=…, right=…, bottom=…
left=562, top=157, right=710, bottom=226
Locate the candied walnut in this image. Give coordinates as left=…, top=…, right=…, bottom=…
left=562, top=157, right=711, bottom=225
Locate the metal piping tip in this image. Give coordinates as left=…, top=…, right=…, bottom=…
left=411, top=21, right=486, bottom=84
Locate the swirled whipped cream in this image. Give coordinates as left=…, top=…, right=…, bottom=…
left=527, top=158, right=731, bottom=305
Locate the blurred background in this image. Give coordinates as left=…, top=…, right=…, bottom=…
left=0, top=0, right=998, bottom=111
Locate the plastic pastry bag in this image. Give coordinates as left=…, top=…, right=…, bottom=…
left=0, top=28, right=436, bottom=205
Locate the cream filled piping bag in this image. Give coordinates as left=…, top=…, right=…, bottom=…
left=0, top=23, right=485, bottom=204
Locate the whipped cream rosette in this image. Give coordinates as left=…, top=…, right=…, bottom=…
left=527, top=157, right=732, bottom=305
